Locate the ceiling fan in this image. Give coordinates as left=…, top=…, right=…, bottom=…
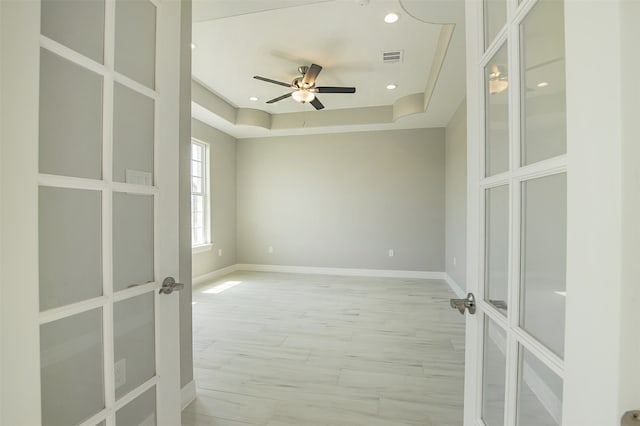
left=253, top=63, right=356, bottom=110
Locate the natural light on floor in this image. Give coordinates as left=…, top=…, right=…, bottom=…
left=203, top=281, right=243, bottom=294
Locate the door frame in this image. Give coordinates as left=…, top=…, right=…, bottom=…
left=0, top=1, right=187, bottom=424
left=463, top=0, right=640, bottom=425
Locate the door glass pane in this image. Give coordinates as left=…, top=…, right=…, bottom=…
left=41, top=309, right=104, bottom=425
left=520, top=173, right=567, bottom=357
left=41, top=0, right=105, bottom=63
left=482, top=317, right=506, bottom=426
left=115, top=0, right=157, bottom=89
left=114, top=293, right=156, bottom=399
left=521, top=0, right=566, bottom=165
left=484, top=0, right=507, bottom=49
left=485, top=43, right=510, bottom=176
left=113, top=83, right=155, bottom=184
left=39, top=187, right=102, bottom=311
left=116, top=386, right=156, bottom=426
left=39, top=49, right=103, bottom=180
left=517, top=347, right=563, bottom=426
left=113, top=193, right=154, bottom=291
left=485, top=185, right=509, bottom=313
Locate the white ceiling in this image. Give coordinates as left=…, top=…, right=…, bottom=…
left=191, top=0, right=466, bottom=138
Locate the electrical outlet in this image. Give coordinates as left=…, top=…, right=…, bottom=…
left=114, top=358, right=126, bottom=389
left=388, top=249, right=394, bottom=257
left=218, top=249, right=223, bottom=257
left=268, top=246, right=274, bottom=254
left=453, top=257, right=457, bottom=267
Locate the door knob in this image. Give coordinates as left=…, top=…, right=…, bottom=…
left=450, top=293, right=476, bottom=315
left=159, top=277, right=184, bottom=295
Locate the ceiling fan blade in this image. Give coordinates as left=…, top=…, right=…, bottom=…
left=302, top=63, right=323, bottom=87
left=310, top=97, right=324, bottom=110
left=253, top=75, right=292, bottom=88
left=316, top=86, right=356, bottom=94
left=266, top=92, right=292, bottom=104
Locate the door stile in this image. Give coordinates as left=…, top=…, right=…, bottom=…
left=0, top=1, right=42, bottom=424
left=155, top=0, right=183, bottom=423
left=463, top=0, right=484, bottom=423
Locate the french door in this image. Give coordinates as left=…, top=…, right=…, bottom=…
left=1, top=0, right=184, bottom=425
left=463, top=0, right=568, bottom=424
left=463, top=0, right=640, bottom=425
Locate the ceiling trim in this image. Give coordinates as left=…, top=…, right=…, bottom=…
left=191, top=22, right=456, bottom=134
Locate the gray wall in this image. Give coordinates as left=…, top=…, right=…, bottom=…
left=445, top=100, right=467, bottom=289
left=236, top=128, right=446, bottom=271
left=191, top=119, right=238, bottom=277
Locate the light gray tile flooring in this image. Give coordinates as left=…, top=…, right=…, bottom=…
left=182, top=271, right=465, bottom=426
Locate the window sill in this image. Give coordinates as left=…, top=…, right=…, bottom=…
left=192, top=244, right=212, bottom=254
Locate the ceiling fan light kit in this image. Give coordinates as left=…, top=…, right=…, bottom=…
left=253, top=63, right=356, bottom=111
left=291, top=90, right=315, bottom=103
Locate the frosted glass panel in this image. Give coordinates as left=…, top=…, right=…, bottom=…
left=485, top=185, right=509, bottom=313
left=115, top=0, right=157, bottom=89
left=517, top=347, right=563, bottom=426
left=521, top=0, right=566, bottom=165
left=114, top=293, right=156, bottom=399
left=39, top=187, right=102, bottom=311
left=521, top=173, right=567, bottom=357
left=113, top=193, right=154, bottom=291
left=484, top=0, right=506, bottom=49
left=39, top=49, right=103, bottom=179
left=113, top=83, right=155, bottom=184
left=485, top=44, right=509, bottom=176
left=41, top=309, right=104, bottom=426
left=482, top=318, right=506, bottom=426
left=116, top=386, right=156, bottom=426
left=41, top=0, right=105, bottom=63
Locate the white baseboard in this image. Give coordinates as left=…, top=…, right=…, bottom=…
left=237, top=263, right=445, bottom=280
left=181, top=380, right=196, bottom=410
left=192, top=264, right=239, bottom=288
left=444, top=273, right=466, bottom=298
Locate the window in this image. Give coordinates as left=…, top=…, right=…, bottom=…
left=191, top=140, right=211, bottom=250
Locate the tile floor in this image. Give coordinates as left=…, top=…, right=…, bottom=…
left=181, top=271, right=465, bottom=426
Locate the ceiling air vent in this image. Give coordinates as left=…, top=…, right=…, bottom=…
left=382, top=50, right=404, bottom=64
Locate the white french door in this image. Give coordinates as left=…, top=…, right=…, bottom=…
left=463, top=0, right=640, bottom=425
left=463, top=0, right=568, bottom=424
left=1, top=0, right=184, bottom=425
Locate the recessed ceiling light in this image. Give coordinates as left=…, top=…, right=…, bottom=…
left=190, top=42, right=196, bottom=50
left=249, top=96, right=259, bottom=102
left=386, top=84, right=397, bottom=90
left=384, top=12, right=399, bottom=24
left=537, top=81, right=549, bottom=88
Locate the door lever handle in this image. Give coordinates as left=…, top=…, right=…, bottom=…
left=450, top=293, right=476, bottom=315
left=159, top=277, right=184, bottom=295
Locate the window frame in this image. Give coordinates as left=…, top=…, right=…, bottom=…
left=190, top=138, right=212, bottom=252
